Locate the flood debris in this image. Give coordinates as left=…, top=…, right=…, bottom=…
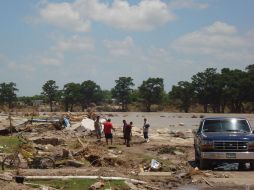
left=0, top=172, right=13, bottom=181
left=1, top=112, right=254, bottom=190
left=31, top=137, right=65, bottom=146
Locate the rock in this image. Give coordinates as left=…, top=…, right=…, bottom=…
left=32, top=137, right=65, bottom=146
left=0, top=172, right=13, bottom=181
left=173, top=132, right=186, bottom=139
left=67, top=160, right=84, bottom=167
left=44, top=144, right=55, bottom=151
left=168, top=165, right=177, bottom=172
left=173, top=150, right=184, bottom=156
left=62, top=148, right=70, bottom=158
left=177, top=172, right=188, bottom=178
left=89, top=181, right=105, bottom=190
left=125, top=181, right=138, bottom=190
left=107, top=153, right=118, bottom=158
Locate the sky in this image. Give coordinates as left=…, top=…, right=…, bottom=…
left=0, top=0, right=253, bottom=96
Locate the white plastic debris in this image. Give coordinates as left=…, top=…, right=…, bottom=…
left=150, top=159, right=161, bottom=171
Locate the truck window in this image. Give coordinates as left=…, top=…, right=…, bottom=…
left=202, top=119, right=250, bottom=133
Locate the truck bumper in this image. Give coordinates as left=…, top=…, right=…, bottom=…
left=201, top=152, right=254, bottom=160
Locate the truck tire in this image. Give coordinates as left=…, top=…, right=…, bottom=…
left=199, top=158, right=210, bottom=170
left=250, top=161, right=254, bottom=171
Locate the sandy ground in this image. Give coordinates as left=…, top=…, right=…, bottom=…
left=0, top=112, right=254, bottom=190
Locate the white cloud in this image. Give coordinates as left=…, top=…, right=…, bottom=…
left=172, top=21, right=254, bottom=63
left=76, top=0, right=175, bottom=31
left=39, top=2, right=90, bottom=32
left=37, top=0, right=175, bottom=32
left=169, top=0, right=209, bottom=9
left=8, top=62, right=35, bottom=72
left=103, top=36, right=135, bottom=56
left=0, top=53, right=6, bottom=62
left=39, top=57, right=62, bottom=66
left=203, top=21, right=237, bottom=34
left=51, top=35, right=94, bottom=53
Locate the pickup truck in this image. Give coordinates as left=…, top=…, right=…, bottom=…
left=193, top=117, right=254, bottom=170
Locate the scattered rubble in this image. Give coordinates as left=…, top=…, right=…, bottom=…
left=0, top=112, right=253, bottom=190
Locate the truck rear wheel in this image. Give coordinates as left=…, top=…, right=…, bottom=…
left=199, top=158, right=210, bottom=170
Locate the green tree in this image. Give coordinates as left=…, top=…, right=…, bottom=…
left=18, top=96, right=33, bottom=106
left=245, top=64, right=254, bottom=104
left=41, top=80, right=59, bottom=112
left=246, top=64, right=254, bottom=75
left=62, top=83, right=81, bottom=112
left=101, top=90, right=112, bottom=103
left=111, top=77, right=134, bottom=111
left=130, top=89, right=140, bottom=102
left=220, top=68, right=249, bottom=113
left=80, top=80, right=102, bottom=111
left=138, top=78, right=164, bottom=112
left=191, top=68, right=218, bottom=113
left=169, top=81, right=194, bottom=113
left=0, top=82, right=18, bottom=108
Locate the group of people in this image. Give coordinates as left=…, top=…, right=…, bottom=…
left=94, top=116, right=150, bottom=146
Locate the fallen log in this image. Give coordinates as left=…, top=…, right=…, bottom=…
left=24, top=175, right=147, bottom=184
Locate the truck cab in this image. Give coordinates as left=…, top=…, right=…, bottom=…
left=193, top=117, right=254, bottom=170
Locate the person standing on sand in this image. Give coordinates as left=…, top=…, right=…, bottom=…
left=123, top=120, right=127, bottom=144
left=94, top=116, right=102, bottom=141
left=103, top=118, right=115, bottom=145
left=124, top=121, right=133, bottom=147
left=143, top=118, right=150, bottom=142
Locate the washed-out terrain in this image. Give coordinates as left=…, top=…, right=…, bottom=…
left=0, top=112, right=254, bottom=190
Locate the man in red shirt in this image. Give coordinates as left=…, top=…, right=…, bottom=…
left=103, top=118, right=115, bottom=145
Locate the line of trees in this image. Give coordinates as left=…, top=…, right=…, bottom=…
left=40, top=77, right=164, bottom=112
left=169, top=65, right=254, bottom=113
left=0, top=64, right=253, bottom=113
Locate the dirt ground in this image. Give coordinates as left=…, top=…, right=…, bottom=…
left=0, top=112, right=254, bottom=190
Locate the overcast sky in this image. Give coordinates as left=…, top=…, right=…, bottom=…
left=0, top=0, right=253, bottom=96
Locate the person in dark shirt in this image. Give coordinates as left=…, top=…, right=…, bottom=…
left=124, top=121, right=133, bottom=147
left=94, top=116, right=102, bottom=141
left=123, top=120, right=127, bottom=144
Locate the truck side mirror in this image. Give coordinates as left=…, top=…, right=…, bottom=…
left=252, top=130, right=254, bottom=134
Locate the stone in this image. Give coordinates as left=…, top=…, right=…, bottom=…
left=0, top=172, right=13, bottom=181
left=32, top=137, right=65, bottom=146
left=67, top=160, right=84, bottom=167
left=89, top=181, right=105, bottom=190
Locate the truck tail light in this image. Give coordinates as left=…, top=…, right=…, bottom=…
left=201, top=140, right=214, bottom=151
